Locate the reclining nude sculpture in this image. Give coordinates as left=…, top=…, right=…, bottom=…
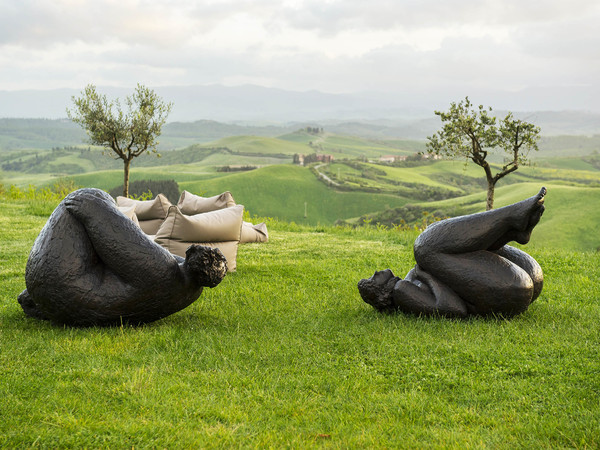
left=18, top=188, right=228, bottom=327
left=358, top=187, right=547, bottom=318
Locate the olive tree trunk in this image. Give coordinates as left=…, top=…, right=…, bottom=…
left=486, top=181, right=495, bottom=211
left=123, top=159, right=131, bottom=198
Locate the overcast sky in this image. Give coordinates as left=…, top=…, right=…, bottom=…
left=1, top=0, right=599, bottom=109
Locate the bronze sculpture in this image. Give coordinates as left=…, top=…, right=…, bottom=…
left=358, top=187, right=546, bottom=318
left=18, top=188, right=227, bottom=326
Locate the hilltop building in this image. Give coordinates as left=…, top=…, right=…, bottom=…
left=293, top=153, right=334, bottom=166
left=378, top=153, right=442, bottom=163
left=379, top=155, right=407, bottom=163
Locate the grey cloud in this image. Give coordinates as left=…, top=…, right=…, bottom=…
left=0, top=0, right=597, bottom=109
left=0, top=0, right=193, bottom=48
left=273, top=0, right=599, bottom=33
left=515, top=14, right=600, bottom=60
left=3, top=0, right=598, bottom=50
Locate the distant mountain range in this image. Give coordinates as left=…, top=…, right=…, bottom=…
left=1, top=84, right=599, bottom=130
left=1, top=113, right=599, bottom=155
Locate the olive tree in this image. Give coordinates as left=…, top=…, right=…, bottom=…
left=67, top=84, right=172, bottom=197
left=426, top=97, right=540, bottom=210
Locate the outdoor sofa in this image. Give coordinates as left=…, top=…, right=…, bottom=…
left=116, top=191, right=268, bottom=272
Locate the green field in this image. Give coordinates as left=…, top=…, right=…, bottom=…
left=2, top=126, right=600, bottom=251
left=200, top=135, right=307, bottom=155
left=278, top=130, right=415, bottom=159
left=3, top=154, right=600, bottom=251
left=458, top=183, right=600, bottom=252
left=1, top=193, right=599, bottom=447
left=180, top=164, right=410, bottom=224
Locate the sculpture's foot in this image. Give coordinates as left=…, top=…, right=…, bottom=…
left=358, top=269, right=400, bottom=313
left=17, top=289, right=48, bottom=321
left=489, top=187, right=546, bottom=250
left=184, top=245, right=228, bottom=288
left=513, top=187, right=546, bottom=244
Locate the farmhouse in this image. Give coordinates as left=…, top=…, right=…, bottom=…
left=379, top=155, right=407, bottom=163
left=293, top=153, right=334, bottom=166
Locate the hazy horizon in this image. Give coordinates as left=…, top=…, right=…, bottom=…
left=1, top=0, right=599, bottom=115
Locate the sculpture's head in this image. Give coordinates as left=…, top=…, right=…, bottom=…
left=184, top=245, right=228, bottom=288
left=357, top=269, right=399, bottom=312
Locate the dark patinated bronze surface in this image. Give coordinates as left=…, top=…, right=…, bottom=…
left=18, top=188, right=227, bottom=326
left=359, top=187, right=546, bottom=318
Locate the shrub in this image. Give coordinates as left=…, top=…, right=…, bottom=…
left=1, top=178, right=81, bottom=217
left=109, top=179, right=180, bottom=203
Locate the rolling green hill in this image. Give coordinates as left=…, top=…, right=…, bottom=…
left=278, top=130, right=418, bottom=159
left=65, top=164, right=412, bottom=225
left=199, top=135, right=308, bottom=155
left=179, top=164, right=410, bottom=224
left=3, top=126, right=599, bottom=252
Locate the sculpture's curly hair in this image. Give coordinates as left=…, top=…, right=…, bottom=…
left=185, top=245, right=228, bottom=288
left=357, top=276, right=396, bottom=313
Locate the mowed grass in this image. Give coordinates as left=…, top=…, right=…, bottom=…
left=1, top=196, right=599, bottom=447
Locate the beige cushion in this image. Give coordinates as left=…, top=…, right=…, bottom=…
left=116, top=194, right=172, bottom=234
left=241, top=221, right=269, bottom=244
left=154, top=205, right=244, bottom=271
left=117, top=205, right=140, bottom=228
left=177, top=190, right=236, bottom=215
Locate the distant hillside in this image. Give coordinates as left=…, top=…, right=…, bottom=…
left=68, top=164, right=412, bottom=225
left=179, top=165, right=410, bottom=224
left=0, top=118, right=296, bottom=151
left=1, top=84, right=599, bottom=135
left=0, top=85, right=423, bottom=123
left=0, top=133, right=411, bottom=175
left=0, top=118, right=85, bottom=150
left=199, top=135, right=308, bottom=155
left=2, top=114, right=599, bottom=159
left=161, top=120, right=297, bottom=147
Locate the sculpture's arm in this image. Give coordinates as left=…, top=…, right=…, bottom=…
left=412, top=266, right=468, bottom=317
left=63, top=189, right=178, bottom=283
left=389, top=266, right=467, bottom=317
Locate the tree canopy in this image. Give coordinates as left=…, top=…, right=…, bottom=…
left=426, top=97, right=540, bottom=210
left=67, top=84, right=172, bottom=197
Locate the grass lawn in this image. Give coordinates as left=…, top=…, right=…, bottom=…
left=1, top=195, right=599, bottom=447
